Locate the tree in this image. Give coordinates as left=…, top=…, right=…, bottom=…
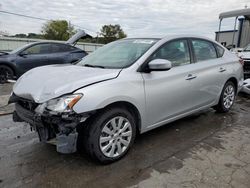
left=99, top=24, right=127, bottom=43
left=13, top=33, right=26, bottom=38
left=27, top=33, right=43, bottom=39
left=10, top=33, right=43, bottom=39
left=41, top=20, right=75, bottom=41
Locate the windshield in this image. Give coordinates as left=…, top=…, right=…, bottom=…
left=243, top=44, right=250, bottom=52
left=77, top=38, right=158, bottom=68
left=9, top=43, right=31, bottom=54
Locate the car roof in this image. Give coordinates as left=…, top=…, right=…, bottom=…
left=127, top=34, right=215, bottom=41
left=29, top=41, right=68, bottom=45
left=124, top=34, right=224, bottom=48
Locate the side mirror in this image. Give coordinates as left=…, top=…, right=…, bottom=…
left=19, top=51, right=28, bottom=57
left=148, top=59, right=172, bottom=71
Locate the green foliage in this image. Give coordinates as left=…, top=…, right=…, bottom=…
left=99, top=24, right=127, bottom=44
left=13, top=33, right=26, bottom=38
left=41, top=20, right=75, bottom=41
left=11, top=23, right=127, bottom=44
left=12, top=33, right=43, bottom=39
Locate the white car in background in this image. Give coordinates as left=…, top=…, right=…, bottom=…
left=238, top=44, right=250, bottom=79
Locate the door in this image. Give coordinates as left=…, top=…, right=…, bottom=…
left=142, top=39, right=198, bottom=128
left=16, top=43, right=51, bottom=74
left=189, top=39, right=227, bottom=107
left=48, top=43, right=71, bottom=64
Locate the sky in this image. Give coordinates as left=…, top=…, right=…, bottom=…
left=0, top=0, right=249, bottom=39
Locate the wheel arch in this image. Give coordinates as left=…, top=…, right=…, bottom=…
left=99, top=101, right=142, bottom=134
left=226, top=77, right=238, bottom=92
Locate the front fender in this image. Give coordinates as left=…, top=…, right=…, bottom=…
left=72, top=73, right=145, bottom=118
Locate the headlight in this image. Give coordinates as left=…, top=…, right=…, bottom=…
left=46, top=94, right=82, bottom=113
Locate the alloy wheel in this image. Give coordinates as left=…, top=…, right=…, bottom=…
left=223, top=84, right=235, bottom=109
left=99, top=116, right=132, bottom=158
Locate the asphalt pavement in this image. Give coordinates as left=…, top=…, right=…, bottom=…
left=0, top=83, right=250, bottom=188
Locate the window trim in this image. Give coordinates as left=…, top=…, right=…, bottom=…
left=138, top=38, right=193, bottom=72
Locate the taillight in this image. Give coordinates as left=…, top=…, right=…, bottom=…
left=239, top=58, right=244, bottom=66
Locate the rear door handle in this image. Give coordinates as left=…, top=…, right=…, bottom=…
left=186, top=74, right=197, bottom=80
left=219, top=67, right=226, bottom=72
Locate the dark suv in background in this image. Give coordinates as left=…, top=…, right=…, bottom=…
left=0, top=30, right=90, bottom=83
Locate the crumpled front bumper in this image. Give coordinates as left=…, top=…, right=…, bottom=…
left=11, top=97, right=87, bottom=154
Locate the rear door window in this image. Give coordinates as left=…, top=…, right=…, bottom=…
left=51, top=44, right=75, bottom=53
left=191, top=39, right=217, bottom=62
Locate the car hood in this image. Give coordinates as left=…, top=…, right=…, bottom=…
left=13, top=65, right=121, bottom=103
left=239, top=51, right=250, bottom=59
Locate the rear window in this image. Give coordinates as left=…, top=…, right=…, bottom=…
left=215, top=44, right=225, bottom=58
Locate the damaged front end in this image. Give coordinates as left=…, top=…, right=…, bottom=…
left=9, top=93, right=89, bottom=154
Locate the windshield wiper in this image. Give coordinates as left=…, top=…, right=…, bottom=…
left=84, top=64, right=105, bottom=69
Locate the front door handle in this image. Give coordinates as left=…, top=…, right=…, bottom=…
left=186, top=74, right=197, bottom=80
left=219, top=67, right=226, bottom=72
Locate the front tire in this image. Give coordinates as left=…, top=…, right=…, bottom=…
left=82, top=107, right=136, bottom=164
left=214, top=81, right=236, bottom=113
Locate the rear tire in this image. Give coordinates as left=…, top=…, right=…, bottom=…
left=81, top=107, right=136, bottom=164
left=214, top=81, right=236, bottom=113
left=0, top=65, right=14, bottom=84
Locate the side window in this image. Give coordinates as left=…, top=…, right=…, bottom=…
left=192, top=39, right=217, bottom=62
left=215, top=44, right=225, bottom=58
left=51, top=44, right=76, bottom=53
left=51, top=44, right=61, bottom=53
left=151, top=39, right=190, bottom=67
left=23, top=44, right=51, bottom=54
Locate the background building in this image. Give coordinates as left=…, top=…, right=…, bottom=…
left=215, top=8, right=250, bottom=49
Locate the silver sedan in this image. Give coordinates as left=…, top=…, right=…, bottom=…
left=11, top=35, right=244, bottom=163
